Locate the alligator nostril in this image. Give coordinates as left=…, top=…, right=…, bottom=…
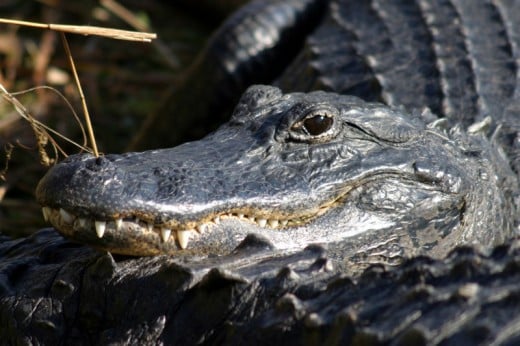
left=86, top=156, right=111, bottom=171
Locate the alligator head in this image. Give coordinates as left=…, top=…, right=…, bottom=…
left=36, top=85, right=517, bottom=259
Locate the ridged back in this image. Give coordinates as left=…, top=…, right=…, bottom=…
left=278, top=0, right=520, bottom=130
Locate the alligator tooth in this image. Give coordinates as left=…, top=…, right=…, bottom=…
left=42, top=207, right=51, bottom=222
left=257, top=218, right=267, bottom=227
left=95, top=221, right=106, bottom=238
left=237, top=213, right=244, bottom=218
left=177, top=229, right=196, bottom=249
left=115, top=218, right=123, bottom=230
left=213, top=216, right=220, bottom=224
left=280, top=220, right=288, bottom=227
left=248, top=216, right=256, bottom=223
left=268, top=219, right=279, bottom=228
left=59, top=208, right=74, bottom=224
left=147, top=223, right=154, bottom=232
left=160, top=228, right=171, bottom=242
left=196, top=224, right=207, bottom=233
left=78, top=218, right=87, bottom=228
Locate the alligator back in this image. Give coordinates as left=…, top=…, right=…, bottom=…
left=279, top=0, right=520, bottom=127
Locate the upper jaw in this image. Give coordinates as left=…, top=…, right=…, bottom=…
left=37, top=164, right=455, bottom=256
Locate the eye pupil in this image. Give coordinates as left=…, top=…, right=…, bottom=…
left=303, top=115, right=333, bottom=136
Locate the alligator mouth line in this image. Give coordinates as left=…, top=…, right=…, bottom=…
left=41, top=173, right=439, bottom=251
left=41, top=203, right=335, bottom=250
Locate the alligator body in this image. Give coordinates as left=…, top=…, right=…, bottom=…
left=2, top=0, right=520, bottom=344
left=3, top=229, right=520, bottom=344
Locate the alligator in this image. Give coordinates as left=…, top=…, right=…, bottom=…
left=2, top=0, right=520, bottom=344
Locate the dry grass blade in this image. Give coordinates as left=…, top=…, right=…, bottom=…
left=0, top=18, right=156, bottom=42
left=0, top=82, right=92, bottom=166
left=60, top=33, right=98, bottom=157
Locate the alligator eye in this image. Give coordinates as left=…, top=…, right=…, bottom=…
left=302, top=114, right=333, bottom=136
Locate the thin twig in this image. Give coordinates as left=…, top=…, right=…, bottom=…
left=10, top=85, right=90, bottom=149
left=0, top=82, right=92, bottom=164
left=0, top=84, right=90, bottom=151
left=0, top=18, right=156, bottom=42
left=60, top=32, right=98, bottom=157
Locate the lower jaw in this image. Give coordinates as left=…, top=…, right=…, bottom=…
left=39, top=184, right=359, bottom=256
left=43, top=206, right=311, bottom=256
left=41, top=197, right=394, bottom=257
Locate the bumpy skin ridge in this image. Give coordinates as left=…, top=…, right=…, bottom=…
left=2, top=230, right=520, bottom=344
left=417, top=0, right=478, bottom=122
left=277, top=0, right=520, bottom=175
left=228, top=243, right=520, bottom=345
left=453, top=0, right=517, bottom=119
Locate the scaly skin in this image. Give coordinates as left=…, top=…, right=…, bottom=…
left=2, top=229, right=520, bottom=344
left=36, top=85, right=518, bottom=259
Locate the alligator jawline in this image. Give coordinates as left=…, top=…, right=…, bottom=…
left=42, top=173, right=442, bottom=253
left=42, top=203, right=336, bottom=251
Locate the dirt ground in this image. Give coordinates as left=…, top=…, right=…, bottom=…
left=0, top=1, right=227, bottom=237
